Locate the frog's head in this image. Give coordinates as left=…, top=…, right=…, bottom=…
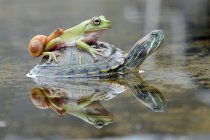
left=84, top=102, right=114, bottom=129
left=137, top=30, right=164, bottom=55
left=83, top=15, right=111, bottom=32
left=86, top=114, right=114, bottom=129
left=81, top=16, right=111, bottom=42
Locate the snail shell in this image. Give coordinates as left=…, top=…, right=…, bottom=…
left=28, top=35, right=47, bottom=57
left=28, top=28, right=64, bottom=57
left=30, top=87, right=49, bottom=109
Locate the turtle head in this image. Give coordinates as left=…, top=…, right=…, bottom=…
left=122, top=30, right=164, bottom=70
left=142, top=30, right=164, bottom=55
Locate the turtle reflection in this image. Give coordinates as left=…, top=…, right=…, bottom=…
left=29, top=73, right=165, bottom=128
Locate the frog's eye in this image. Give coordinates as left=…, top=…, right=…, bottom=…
left=94, top=120, right=104, bottom=129
left=92, top=18, right=101, bottom=26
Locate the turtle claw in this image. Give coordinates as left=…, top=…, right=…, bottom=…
left=43, top=51, right=62, bottom=64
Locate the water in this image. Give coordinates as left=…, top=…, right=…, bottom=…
left=0, top=0, right=210, bottom=139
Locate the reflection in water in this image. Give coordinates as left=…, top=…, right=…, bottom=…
left=29, top=73, right=165, bottom=128
left=30, top=87, right=114, bottom=129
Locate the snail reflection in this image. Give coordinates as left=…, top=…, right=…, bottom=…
left=29, top=73, right=165, bottom=128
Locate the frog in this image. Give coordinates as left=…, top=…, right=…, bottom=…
left=28, top=15, right=112, bottom=63
left=30, top=87, right=113, bottom=129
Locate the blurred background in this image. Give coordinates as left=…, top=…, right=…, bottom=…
left=0, top=0, right=210, bottom=139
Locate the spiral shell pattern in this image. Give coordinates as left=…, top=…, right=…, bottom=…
left=28, top=35, right=47, bottom=57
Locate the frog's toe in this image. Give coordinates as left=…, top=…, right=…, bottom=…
left=53, top=57, right=61, bottom=64
left=93, top=93, right=107, bottom=101
left=46, top=56, right=52, bottom=64
left=93, top=56, right=99, bottom=62
left=43, top=52, right=62, bottom=64
left=95, top=51, right=106, bottom=58
left=54, top=52, right=62, bottom=63
left=95, top=48, right=104, bottom=53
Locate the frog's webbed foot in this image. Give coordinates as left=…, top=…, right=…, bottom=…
left=89, top=47, right=107, bottom=61
left=93, top=48, right=106, bottom=57
left=42, top=51, right=62, bottom=64
left=76, top=40, right=106, bottom=61
left=43, top=88, right=64, bottom=98
left=92, top=93, right=109, bottom=101
left=58, top=109, right=66, bottom=117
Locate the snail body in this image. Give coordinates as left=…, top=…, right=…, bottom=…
left=28, top=28, right=64, bottom=57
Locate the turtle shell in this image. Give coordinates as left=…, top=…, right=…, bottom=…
left=27, top=42, right=125, bottom=78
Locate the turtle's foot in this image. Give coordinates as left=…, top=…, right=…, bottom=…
left=42, top=51, right=62, bottom=64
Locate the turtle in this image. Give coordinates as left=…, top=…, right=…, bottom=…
left=26, top=30, right=164, bottom=78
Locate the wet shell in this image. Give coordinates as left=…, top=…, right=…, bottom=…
left=27, top=42, right=125, bottom=78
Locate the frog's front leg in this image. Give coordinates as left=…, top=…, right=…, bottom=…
left=78, top=93, right=108, bottom=107
left=42, top=51, right=62, bottom=64
left=76, top=40, right=106, bottom=60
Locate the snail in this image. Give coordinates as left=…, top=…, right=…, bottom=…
left=30, top=87, right=66, bottom=117
left=28, top=28, right=64, bottom=57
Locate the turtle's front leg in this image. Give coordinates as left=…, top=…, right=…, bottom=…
left=76, top=40, right=106, bottom=60
left=42, top=51, right=62, bottom=63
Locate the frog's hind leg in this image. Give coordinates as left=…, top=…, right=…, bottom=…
left=42, top=51, right=62, bottom=63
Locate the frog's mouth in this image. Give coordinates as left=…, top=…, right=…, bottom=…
left=83, top=29, right=108, bottom=43
left=85, top=28, right=109, bottom=34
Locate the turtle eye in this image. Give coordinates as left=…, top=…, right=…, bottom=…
left=152, top=32, right=158, bottom=37
left=92, top=18, right=101, bottom=26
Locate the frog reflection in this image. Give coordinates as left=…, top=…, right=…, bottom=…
left=29, top=73, right=165, bottom=128
left=30, top=87, right=114, bottom=129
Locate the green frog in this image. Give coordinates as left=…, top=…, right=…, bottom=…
left=28, top=16, right=111, bottom=63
